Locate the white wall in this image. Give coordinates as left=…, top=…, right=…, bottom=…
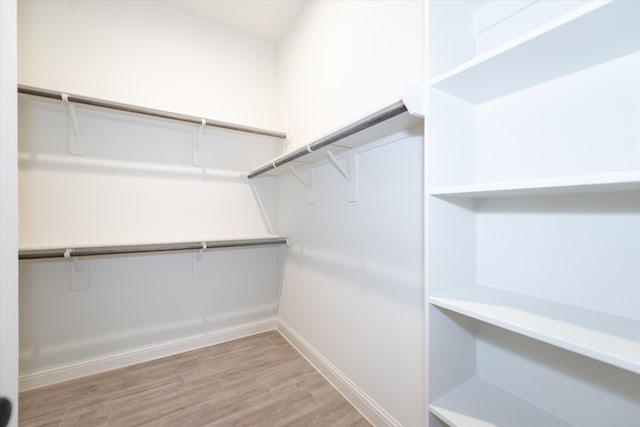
left=17, top=1, right=285, bottom=388
left=18, top=0, right=279, bottom=130
left=277, top=135, right=424, bottom=427
left=17, top=95, right=283, bottom=387
left=0, top=0, right=19, bottom=425
left=277, top=0, right=424, bottom=149
left=19, top=246, right=284, bottom=383
left=276, top=2, right=425, bottom=425
left=18, top=96, right=280, bottom=248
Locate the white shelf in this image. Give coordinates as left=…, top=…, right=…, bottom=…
left=429, top=1, right=640, bottom=104
left=429, top=170, right=640, bottom=198
left=18, top=85, right=287, bottom=139
left=248, top=100, right=422, bottom=178
left=430, top=285, right=640, bottom=375
left=430, top=376, right=572, bottom=427
left=19, top=235, right=289, bottom=259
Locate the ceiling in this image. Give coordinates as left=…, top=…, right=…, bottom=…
left=168, top=0, right=307, bottom=43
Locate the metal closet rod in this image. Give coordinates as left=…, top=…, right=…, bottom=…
left=17, top=85, right=287, bottom=139
left=247, top=100, right=408, bottom=178
left=19, top=237, right=289, bottom=260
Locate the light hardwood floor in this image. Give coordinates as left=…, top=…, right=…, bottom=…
left=19, top=331, right=371, bottom=426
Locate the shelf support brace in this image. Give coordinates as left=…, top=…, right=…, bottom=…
left=279, top=137, right=290, bottom=155
left=248, top=180, right=276, bottom=233
left=62, top=94, right=83, bottom=155
left=289, top=165, right=315, bottom=205
left=193, top=241, right=206, bottom=277
left=194, top=118, right=206, bottom=166
left=289, top=165, right=309, bottom=189
left=327, top=150, right=350, bottom=180
left=327, top=150, right=358, bottom=202
left=402, top=81, right=426, bottom=117
left=64, top=249, right=89, bottom=291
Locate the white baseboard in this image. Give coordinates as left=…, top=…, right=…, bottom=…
left=277, top=319, right=403, bottom=427
left=20, top=317, right=277, bottom=391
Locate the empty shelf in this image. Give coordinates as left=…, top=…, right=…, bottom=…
left=429, top=1, right=640, bottom=103
left=18, top=85, right=287, bottom=139
left=430, top=377, right=572, bottom=427
left=19, top=236, right=289, bottom=260
left=430, top=285, right=640, bottom=374
left=247, top=100, right=422, bottom=178
left=429, top=171, right=640, bottom=198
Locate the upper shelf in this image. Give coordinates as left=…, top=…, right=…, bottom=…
left=247, top=100, right=423, bottom=179
left=429, top=170, right=640, bottom=198
left=429, top=1, right=640, bottom=104
left=18, top=85, right=287, bottom=139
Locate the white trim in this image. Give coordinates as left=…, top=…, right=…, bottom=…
left=20, top=317, right=277, bottom=391
left=277, top=319, right=403, bottom=427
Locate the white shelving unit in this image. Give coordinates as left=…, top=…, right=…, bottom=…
left=426, top=1, right=640, bottom=426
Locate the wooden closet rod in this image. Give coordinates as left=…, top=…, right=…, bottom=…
left=18, top=85, right=287, bottom=139
left=247, top=100, right=408, bottom=178
left=19, top=236, right=289, bottom=260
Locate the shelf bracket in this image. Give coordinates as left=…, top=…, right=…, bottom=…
left=248, top=181, right=276, bottom=232
left=193, top=241, right=206, bottom=277
left=289, top=165, right=315, bottom=205
left=61, top=94, right=83, bottom=155
left=193, top=118, right=206, bottom=166
left=64, top=249, right=89, bottom=291
left=327, top=150, right=350, bottom=180
left=327, top=150, right=358, bottom=202
left=402, top=81, right=427, bottom=117
left=289, top=165, right=309, bottom=189
left=279, top=137, right=291, bottom=155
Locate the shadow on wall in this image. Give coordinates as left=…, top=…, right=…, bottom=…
left=18, top=95, right=281, bottom=247
left=278, top=134, right=425, bottom=309
left=286, top=248, right=422, bottom=306
left=19, top=246, right=284, bottom=375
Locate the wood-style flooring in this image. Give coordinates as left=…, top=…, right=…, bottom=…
left=19, top=331, right=371, bottom=427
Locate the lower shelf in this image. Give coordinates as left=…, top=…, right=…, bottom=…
left=19, top=235, right=289, bottom=260
left=430, top=285, right=640, bottom=375
left=430, top=377, right=572, bottom=427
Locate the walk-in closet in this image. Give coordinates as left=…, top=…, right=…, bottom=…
left=1, top=1, right=638, bottom=426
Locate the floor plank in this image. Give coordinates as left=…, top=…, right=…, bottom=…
left=19, top=331, right=371, bottom=427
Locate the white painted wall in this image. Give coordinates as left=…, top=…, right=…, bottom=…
left=18, top=0, right=279, bottom=130
left=277, top=135, right=425, bottom=427
left=19, top=246, right=284, bottom=386
left=277, top=0, right=424, bottom=149
left=0, top=1, right=19, bottom=424
left=17, top=95, right=283, bottom=387
left=17, top=1, right=284, bottom=388
left=18, top=96, right=280, bottom=248
left=276, top=2, right=425, bottom=425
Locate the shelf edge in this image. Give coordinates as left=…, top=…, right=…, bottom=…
left=19, top=236, right=289, bottom=260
